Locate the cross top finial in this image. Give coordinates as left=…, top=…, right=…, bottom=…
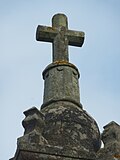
left=52, top=13, right=68, bottom=28
left=36, top=13, right=84, bottom=62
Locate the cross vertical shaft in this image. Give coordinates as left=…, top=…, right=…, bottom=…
left=52, top=14, right=69, bottom=62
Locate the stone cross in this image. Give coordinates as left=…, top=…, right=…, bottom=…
left=36, top=13, right=85, bottom=62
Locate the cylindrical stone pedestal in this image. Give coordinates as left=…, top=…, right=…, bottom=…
left=41, top=62, right=81, bottom=109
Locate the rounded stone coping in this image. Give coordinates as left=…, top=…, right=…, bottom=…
left=41, top=99, right=83, bottom=109
left=42, top=61, right=80, bottom=80
left=41, top=102, right=101, bottom=152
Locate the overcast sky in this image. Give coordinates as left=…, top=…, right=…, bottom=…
left=0, top=0, right=120, bottom=159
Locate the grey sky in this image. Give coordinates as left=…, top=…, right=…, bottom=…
left=0, top=0, right=120, bottom=159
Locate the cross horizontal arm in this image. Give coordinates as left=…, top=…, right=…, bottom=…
left=36, top=25, right=85, bottom=48
left=36, top=25, right=57, bottom=43
left=67, top=30, right=85, bottom=47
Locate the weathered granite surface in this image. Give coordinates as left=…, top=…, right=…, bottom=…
left=12, top=140, right=96, bottom=160
left=41, top=62, right=81, bottom=109
left=96, top=121, right=120, bottom=160
left=19, top=107, right=48, bottom=145
left=42, top=102, right=101, bottom=153
left=11, top=107, right=98, bottom=160
left=11, top=107, right=120, bottom=160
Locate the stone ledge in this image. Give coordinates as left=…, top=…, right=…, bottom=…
left=11, top=142, right=96, bottom=160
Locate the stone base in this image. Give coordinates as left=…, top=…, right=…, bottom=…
left=10, top=106, right=120, bottom=160
left=11, top=142, right=96, bottom=160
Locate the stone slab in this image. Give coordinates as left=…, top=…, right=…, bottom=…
left=11, top=142, right=96, bottom=160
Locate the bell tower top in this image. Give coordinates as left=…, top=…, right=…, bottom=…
left=11, top=13, right=101, bottom=160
